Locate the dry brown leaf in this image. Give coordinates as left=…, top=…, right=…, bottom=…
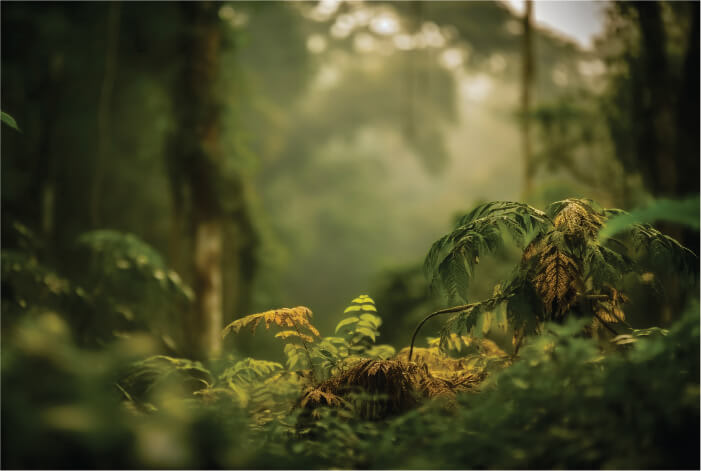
left=533, top=248, right=582, bottom=319
left=553, top=200, right=603, bottom=238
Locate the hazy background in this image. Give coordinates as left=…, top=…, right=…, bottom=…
left=2, top=1, right=698, bottom=354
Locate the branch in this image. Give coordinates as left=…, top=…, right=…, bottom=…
left=407, top=303, right=473, bottom=362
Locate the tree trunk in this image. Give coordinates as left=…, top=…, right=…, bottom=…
left=170, top=1, right=225, bottom=359
left=521, top=0, right=535, bottom=198
left=632, top=1, right=677, bottom=198
left=90, top=1, right=121, bottom=228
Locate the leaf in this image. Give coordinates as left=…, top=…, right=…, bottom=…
left=275, top=330, right=315, bottom=343
left=426, top=201, right=552, bottom=301
left=220, top=358, right=283, bottom=388
left=222, top=306, right=319, bottom=339
left=335, top=316, right=360, bottom=334
left=533, top=247, right=581, bottom=319
left=598, top=196, right=700, bottom=241
left=343, top=305, right=362, bottom=313
left=548, top=198, right=604, bottom=238
left=1, top=111, right=20, bottom=131
left=359, top=313, right=381, bottom=326
left=318, top=348, right=337, bottom=360
left=354, top=326, right=377, bottom=341
left=351, top=295, right=373, bottom=304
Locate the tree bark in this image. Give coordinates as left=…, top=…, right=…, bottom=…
left=632, top=1, right=677, bottom=198
left=91, top=1, right=121, bottom=228
left=170, top=1, right=225, bottom=359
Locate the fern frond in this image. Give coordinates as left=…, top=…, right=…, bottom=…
left=425, top=201, right=551, bottom=301
left=584, top=240, right=633, bottom=286
left=300, top=387, right=347, bottom=410
left=336, top=295, right=383, bottom=354
left=439, top=293, right=511, bottom=348
left=275, top=330, right=315, bottom=343
left=222, top=306, right=319, bottom=339
left=119, top=355, right=213, bottom=401
left=547, top=198, right=605, bottom=239
left=532, top=245, right=582, bottom=320
left=219, top=358, right=284, bottom=388
left=593, top=287, right=628, bottom=324
left=628, top=224, right=697, bottom=276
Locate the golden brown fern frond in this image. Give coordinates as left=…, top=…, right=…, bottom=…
left=222, top=306, right=320, bottom=339
left=274, top=330, right=316, bottom=343
left=533, top=247, right=582, bottom=319
left=593, top=286, right=628, bottom=325
left=300, top=387, right=345, bottom=409
left=552, top=199, right=604, bottom=238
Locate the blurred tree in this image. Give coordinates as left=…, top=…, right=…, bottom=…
left=603, top=1, right=699, bottom=203
left=167, top=2, right=231, bottom=359
left=521, top=0, right=534, bottom=197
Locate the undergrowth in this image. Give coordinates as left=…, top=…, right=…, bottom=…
left=1, top=198, right=698, bottom=469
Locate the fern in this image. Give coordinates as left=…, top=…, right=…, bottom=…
left=119, top=355, right=213, bottom=403
left=547, top=198, right=605, bottom=238
left=219, top=358, right=284, bottom=388
left=222, top=306, right=320, bottom=339
left=425, top=201, right=551, bottom=302
left=335, top=295, right=386, bottom=354
left=422, top=198, right=698, bottom=351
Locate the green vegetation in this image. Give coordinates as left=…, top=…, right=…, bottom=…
left=421, top=198, right=696, bottom=354
left=2, top=1, right=698, bottom=469
left=2, top=197, right=698, bottom=468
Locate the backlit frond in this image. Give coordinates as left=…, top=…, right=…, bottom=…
left=533, top=246, right=582, bottom=319
left=425, top=201, right=552, bottom=301
left=222, top=306, right=319, bottom=339
left=275, top=330, right=315, bottom=343
left=548, top=198, right=605, bottom=238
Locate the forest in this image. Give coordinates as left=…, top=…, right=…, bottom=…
left=1, top=1, right=699, bottom=469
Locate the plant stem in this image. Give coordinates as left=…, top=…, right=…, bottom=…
left=408, top=303, right=473, bottom=362
left=292, top=321, right=317, bottom=383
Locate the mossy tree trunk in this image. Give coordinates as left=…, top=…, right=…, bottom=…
left=169, top=1, right=225, bottom=359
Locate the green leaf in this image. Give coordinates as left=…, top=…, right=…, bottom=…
left=335, top=316, right=360, bottom=333
left=355, top=326, right=377, bottom=341
left=343, top=305, right=362, bottom=313
left=1, top=111, right=20, bottom=131
left=599, top=196, right=700, bottom=241
left=318, top=348, right=337, bottom=360
left=359, top=313, right=381, bottom=326
left=351, top=295, right=373, bottom=304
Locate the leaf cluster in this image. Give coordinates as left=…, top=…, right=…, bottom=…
left=426, top=198, right=698, bottom=342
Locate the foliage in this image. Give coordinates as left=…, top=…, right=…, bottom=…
left=354, top=303, right=699, bottom=469
left=222, top=306, right=319, bottom=340
left=2, top=270, right=698, bottom=469
left=599, top=194, right=700, bottom=239
left=1, top=110, right=20, bottom=131
left=425, top=198, right=697, bottom=344
left=2, top=228, right=192, bottom=348
left=424, top=201, right=551, bottom=302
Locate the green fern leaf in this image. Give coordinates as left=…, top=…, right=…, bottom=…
left=426, top=201, right=552, bottom=302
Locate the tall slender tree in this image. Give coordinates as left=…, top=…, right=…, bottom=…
left=521, top=0, right=534, bottom=198
left=169, top=2, right=226, bottom=359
